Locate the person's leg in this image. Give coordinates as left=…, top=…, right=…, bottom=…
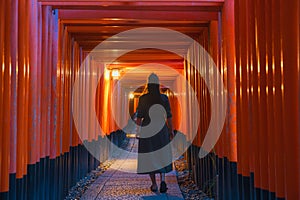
left=160, top=173, right=165, bottom=182
left=159, top=173, right=168, bottom=193
left=149, top=173, right=157, bottom=191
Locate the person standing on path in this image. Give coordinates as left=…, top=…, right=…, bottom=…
left=135, top=73, right=175, bottom=193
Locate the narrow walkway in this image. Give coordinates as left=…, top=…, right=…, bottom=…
left=81, top=138, right=184, bottom=200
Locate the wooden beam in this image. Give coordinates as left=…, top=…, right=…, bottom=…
left=71, top=32, right=205, bottom=42
left=61, top=19, right=209, bottom=27
left=39, top=1, right=223, bottom=11
left=58, top=9, right=219, bottom=21
left=65, top=25, right=206, bottom=34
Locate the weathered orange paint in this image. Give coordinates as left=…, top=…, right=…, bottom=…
left=16, top=0, right=26, bottom=179
left=222, top=0, right=237, bottom=162
left=235, top=0, right=299, bottom=197
left=264, top=0, right=276, bottom=192
left=280, top=0, right=300, bottom=198
left=1, top=0, right=11, bottom=192
left=50, top=7, right=59, bottom=159
left=10, top=0, right=18, bottom=176
left=272, top=0, right=285, bottom=196
left=0, top=0, right=4, bottom=191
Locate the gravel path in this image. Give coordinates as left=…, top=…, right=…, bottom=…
left=174, top=157, right=213, bottom=200
left=80, top=138, right=183, bottom=199
left=65, top=138, right=212, bottom=200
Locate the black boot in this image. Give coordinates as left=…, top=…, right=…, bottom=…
left=160, top=181, right=168, bottom=193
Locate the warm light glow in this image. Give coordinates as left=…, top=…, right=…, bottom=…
left=246, top=64, right=249, bottom=74
left=280, top=48, right=284, bottom=94
left=16, top=61, right=18, bottom=75
left=2, top=62, right=4, bottom=74
left=266, top=55, right=269, bottom=75
left=239, top=64, right=242, bottom=80
left=27, top=61, right=30, bottom=77
left=104, top=68, right=110, bottom=80
left=112, top=69, right=120, bottom=79
left=9, top=62, right=11, bottom=76
left=129, top=92, right=134, bottom=99
left=110, top=18, right=122, bottom=21
left=272, top=57, right=275, bottom=76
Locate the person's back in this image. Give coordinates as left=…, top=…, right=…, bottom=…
left=135, top=73, right=174, bottom=193
left=138, top=93, right=169, bottom=126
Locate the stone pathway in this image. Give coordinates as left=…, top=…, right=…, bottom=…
left=81, top=138, right=184, bottom=200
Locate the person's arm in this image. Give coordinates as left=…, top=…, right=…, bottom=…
left=135, top=96, right=144, bottom=138
left=135, top=117, right=142, bottom=138
left=164, top=95, right=174, bottom=140
left=136, top=117, right=142, bottom=130
left=167, top=117, right=174, bottom=140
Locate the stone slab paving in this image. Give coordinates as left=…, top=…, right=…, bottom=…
left=81, top=138, right=184, bottom=200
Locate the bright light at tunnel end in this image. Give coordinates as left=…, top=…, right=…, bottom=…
left=71, top=27, right=227, bottom=173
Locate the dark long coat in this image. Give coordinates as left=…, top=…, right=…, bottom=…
left=136, top=93, right=173, bottom=174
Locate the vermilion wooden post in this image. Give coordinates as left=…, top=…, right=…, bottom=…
left=246, top=0, right=253, bottom=186
left=197, top=63, right=202, bottom=148
left=27, top=1, right=40, bottom=199
left=36, top=1, right=42, bottom=167
left=200, top=71, right=206, bottom=151
left=210, top=20, right=222, bottom=157
left=0, top=0, right=4, bottom=191
left=28, top=0, right=39, bottom=165
left=272, top=0, right=285, bottom=197
left=110, top=78, right=115, bottom=132
left=186, top=57, right=195, bottom=144
left=234, top=0, right=241, bottom=177
left=56, top=19, right=63, bottom=158
left=240, top=0, right=250, bottom=179
left=107, top=76, right=112, bottom=134
left=71, top=41, right=79, bottom=147
left=189, top=47, right=197, bottom=146
left=66, top=33, right=71, bottom=145
left=204, top=28, right=211, bottom=149
left=24, top=0, right=30, bottom=180
left=88, top=56, right=95, bottom=171
left=83, top=56, right=88, bottom=141
left=223, top=0, right=237, bottom=163
left=248, top=0, right=261, bottom=195
left=221, top=0, right=238, bottom=198
left=87, top=57, right=93, bottom=141
left=10, top=0, right=18, bottom=182
left=281, top=0, right=300, bottom=199
left=264, top=0, right=276, bottom=194
left=193, top=59, right=202, bottom=146
left=45, top=7, right=51, bottom=159
left=95, top=63, right=101, bottom=138
left=55, top=18, right=63, bottom=200
left=50, top=7, right=58, bottom=160
left=1, top=0, right=11, bottom=194
left=256, top=0, right=271, bottom=193
left=95, top=60, right=103, bottom=141
left=62, top=27, right=67, bottom=153
left=62, top=27, right=70, bottom=154
left=41, top=5, right=49, bottom=161
left=16, top=0, right=26, bottom=180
